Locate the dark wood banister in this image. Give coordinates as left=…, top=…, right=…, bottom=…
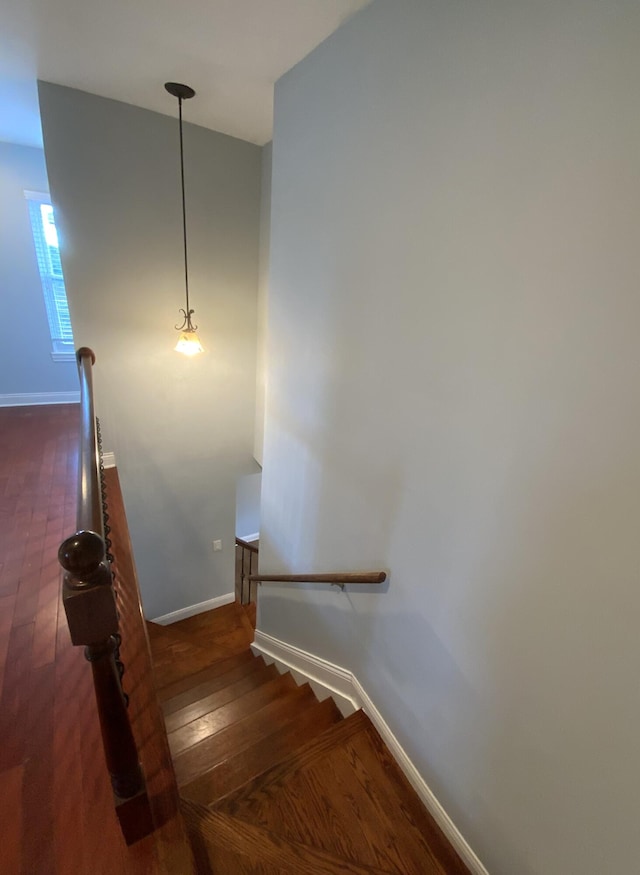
left=75, top=346, right=102, bottom=533
left=57, top=347, right=149, bottom=842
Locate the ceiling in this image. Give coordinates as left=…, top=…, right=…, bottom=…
left=0, top=0, right=370, bottom=149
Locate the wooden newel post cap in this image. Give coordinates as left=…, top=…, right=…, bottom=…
left=60, top=531, right=118, bottom=642
left=59, top=530, right=105, bottom=577
left=76, top=347, right=96, bottom=365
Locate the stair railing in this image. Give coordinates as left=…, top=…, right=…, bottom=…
left=248, top=570, right=387, bottom=592
left=57, top=347, right=148, bottom=840
left=236, top=536, right=259, bottom=604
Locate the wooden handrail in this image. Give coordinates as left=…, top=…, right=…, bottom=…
left=76, top=347, right=102, bottom=534
left=58, top=348, right=149, bottom=842
left=236, top=536, right=259, bottom=554
left=248, top=571, right=387, bottom=585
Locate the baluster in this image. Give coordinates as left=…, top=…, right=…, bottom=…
left=241, top=546, right=246, bottom=605
left=85, top=637, right=142, bottom=797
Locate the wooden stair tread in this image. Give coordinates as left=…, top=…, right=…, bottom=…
left=173, top=683, right=318, bottom=787
left=168, top=672, right=299, bottom=758
left=164, top=662, right=279, bottom=734
left=181, top=800, right=397, bottom=875
left=155, top=649, right=255, bottom=701
left=349, top=717, right=470, bottom=875
left=215, top=710, right=469, bottom=875
left=169, top=601, right=249, bottom=633
left=181, top=695, right=343, bottom=805
left=146, top=622, right=213, bottom=666
left=161, top=653, right=266, bottom=715
left=147, top=604, right=255, bottom=689
left=146, top=623, right=210, bottom=661
left=168, top=602, right=254, bottom=649
left=150, top=642, right=259, bottom=690
left=148, top=638, right=227, bottom=689
left=146, top=620, right=198, bottom=647
left=216, top=709, right=370, bottom=810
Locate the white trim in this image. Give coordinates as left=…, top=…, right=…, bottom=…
left=0, top=391, right=80, bottom=407
left=238, top=532, right=260, bottom=543
left=24, top=189, right=50, bottom=203
left=102, top=452, right=116, bottom=469
left=251, top=629, right=490, bottom=875
left=51, top=351, right=75, bottom=362
left=150, top=592, right=235, bottom=625
left=253, top=630, right=357, bottom=717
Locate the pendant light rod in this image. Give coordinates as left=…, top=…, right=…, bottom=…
left=165, top=82, right=196, bottom=328
left=178, top=94, right=190, bottom=315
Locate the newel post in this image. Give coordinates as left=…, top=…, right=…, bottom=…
left=59, top=530, right=143, bottom=800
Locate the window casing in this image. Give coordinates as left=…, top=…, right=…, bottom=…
left=25, top=190, right=74, bottom=361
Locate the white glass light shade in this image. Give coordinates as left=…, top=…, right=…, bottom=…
left=174, top=329, right=204, bottom=356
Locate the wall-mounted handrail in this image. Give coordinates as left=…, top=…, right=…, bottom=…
left=58, top=348, right=147, bottom=840
left=248, top=571, right=387, bottom=585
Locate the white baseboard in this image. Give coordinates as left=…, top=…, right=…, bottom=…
left=151, top=592, right=235, bottom=625
left=102, top=451, right=116, bottom=469
left=251, top=629, right=490, bottom=875
left=253, top=630, right=357, bottom=717
left=238, top=532, right=260, bottom=543
left=0, top=391, right=80, bottom=407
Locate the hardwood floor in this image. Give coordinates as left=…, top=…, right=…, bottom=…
left=149, top=603, right=471, bottom=875
left=0, top=404, right=470, bottom=873
left=0, top=405, right=190, bottom=874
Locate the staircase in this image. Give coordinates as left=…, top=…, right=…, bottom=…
left=148, top=602, right=469, bottom=874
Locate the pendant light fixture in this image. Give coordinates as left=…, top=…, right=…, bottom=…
left=165, top=81, right=204, bottom=356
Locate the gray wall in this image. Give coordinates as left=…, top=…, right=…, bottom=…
left=259, top=2, right=640, bottom=873
left=39, top=83, right=261, bottom=619
left=235, top=471, right=262, bottom=539
left=253, top=141, right=272, bottom=465
left=0, top=141, right=78, bottom=398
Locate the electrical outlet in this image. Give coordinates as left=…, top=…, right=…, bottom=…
left=213, top=540, right=222, bottom=551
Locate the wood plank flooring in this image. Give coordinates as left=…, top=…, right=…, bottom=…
left=1, top=404, right=473, bottom=874
left=149, top=602, right=471, bottom=875
left=0, top=405, right=466, bottom=875
left=0, top=405, right=190, bottom=874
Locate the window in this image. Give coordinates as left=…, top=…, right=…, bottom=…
left=25, top=191, right=75, bottom=361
